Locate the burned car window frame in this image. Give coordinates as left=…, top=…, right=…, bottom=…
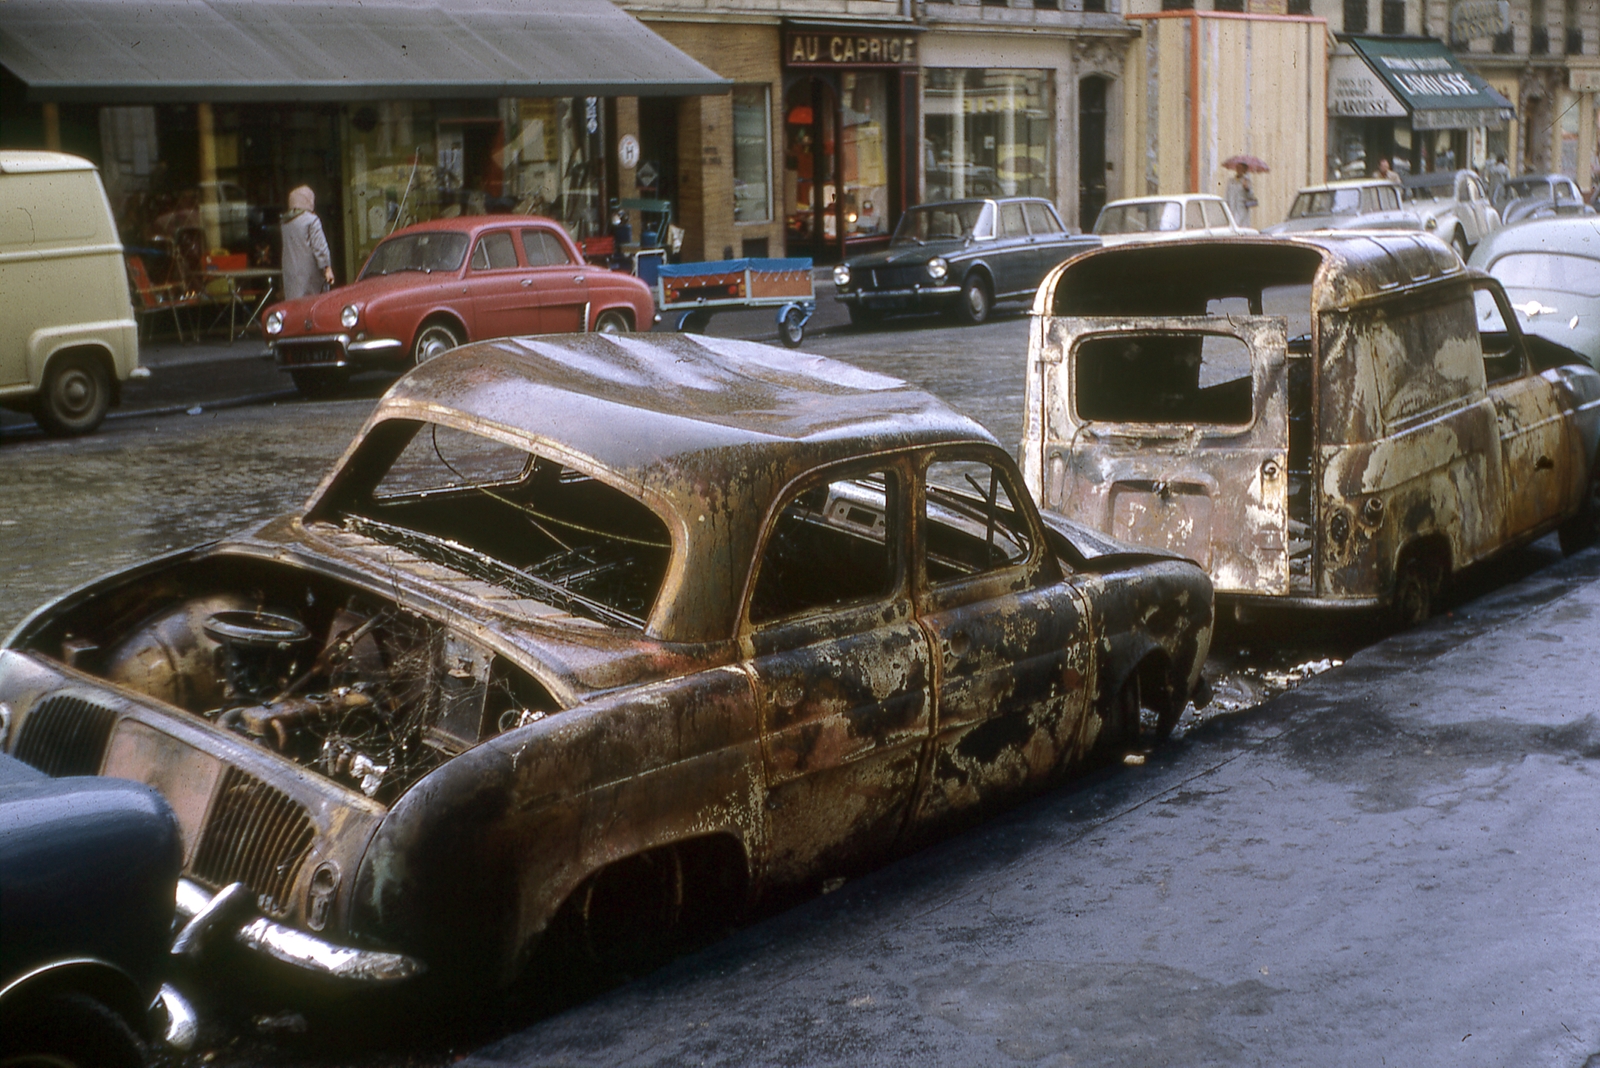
left=919, top=449, right=1041, bottom=593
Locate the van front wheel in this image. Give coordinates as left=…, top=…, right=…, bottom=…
left=32, top=352, right=111, bottom=436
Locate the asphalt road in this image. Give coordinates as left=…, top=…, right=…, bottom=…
left=6, top=296, right=1600, bottom=1066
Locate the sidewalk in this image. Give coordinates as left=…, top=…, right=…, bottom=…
left=467, top=544, right=1600, bottom=1067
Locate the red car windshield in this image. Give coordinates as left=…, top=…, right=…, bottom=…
left=360, top=232, right=470, bottom=279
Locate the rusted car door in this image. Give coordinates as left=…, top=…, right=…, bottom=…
left=467, top=229, right=537, bottom=338
left=1476, top=285, right=1584, bottom=536
left=744, top=464, right=932, bottom=886
left=1029, top=315, right=1292, bottom=597
left=907, top=450, right=1094, bottom=833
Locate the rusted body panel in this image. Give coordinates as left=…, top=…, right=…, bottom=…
left=1, top=334, right=1213, bottom=997
left=1024, top=234, right=1600, bottom=612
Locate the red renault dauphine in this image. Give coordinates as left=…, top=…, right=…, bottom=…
left=264, top=215, right=655, bottom=395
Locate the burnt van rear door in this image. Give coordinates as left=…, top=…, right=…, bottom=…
left=1032, top=315, right=1291, bottom=597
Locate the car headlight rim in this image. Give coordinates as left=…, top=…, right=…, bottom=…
left=927, top=257, right=949, bottom=283
left=265, top=309, right=284, bottom=336
left=833, top=264, right=851, bottom=288
left=340, top=304, right=360, bottom=330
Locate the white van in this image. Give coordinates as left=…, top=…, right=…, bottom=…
left=0, top=151, right=139, bottom=435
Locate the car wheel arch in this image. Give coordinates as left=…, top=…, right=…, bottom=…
left=412, top=312, right=468, bottom=349
left=31, top=345, right=118, bottom=435
left=0, top=957, right=148, bottom=1034
left=1390, top=535, right=1452, bottom=624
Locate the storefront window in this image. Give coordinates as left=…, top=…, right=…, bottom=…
left=733, top=86, right=772, bottom=224
left=504, top=97, right=605, bottom=241
left=923, top=69, right=1054, bottom=203
left=840, top=72, right=889, bottom=237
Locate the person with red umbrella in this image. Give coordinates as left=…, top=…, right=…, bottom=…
left=1224, top=154, right=1267, bottom=227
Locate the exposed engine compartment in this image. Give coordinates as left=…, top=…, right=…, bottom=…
left=22, top=558, right=558, bottom=803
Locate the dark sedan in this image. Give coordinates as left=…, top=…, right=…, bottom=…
left=833, top=198, right=1098, bottom=326
left=264, top=216, right=656, bottom=396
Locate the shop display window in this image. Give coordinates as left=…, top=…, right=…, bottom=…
left=840, top=72, right=889, bottom=237
left=734, top=86, right=772, bottom=224
left=924, top=69, right=1054, bottom=203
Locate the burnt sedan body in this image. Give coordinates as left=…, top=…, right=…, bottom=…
left=0, top=335, right=1211, bottom=998
left=264, top=216, right=655, bottom=395
left=833, top=198, right=1099, bottom=326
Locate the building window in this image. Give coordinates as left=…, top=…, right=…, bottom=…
left=1344, top=0, right=1368, bottom=34
left=1215, top=0, right=1245, bottom=12
left=1161, top=0, right=1190, bottom=9
left=924, top=69, right=1055, bottom=204
left=1566, top=0, right=1584, bottom=52
left=732, top=86, right=771, bottom=225
left=1287, top=0, right=1312, bottom=13
left=1083, top=0, right=1106, bottom=13
left=1493, top=28, right=1514, bottom=51
left=1531, top=0, right=1549, bottom=51
left=840, top=73, right=890, bottom=239
left=1381, top=0, right=1405, bottom=33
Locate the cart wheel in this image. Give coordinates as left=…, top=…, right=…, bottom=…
left=779, top=307, right=806, bottom=348
left=678, top=310, right=712, bottom=334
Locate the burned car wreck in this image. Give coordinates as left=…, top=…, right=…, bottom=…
left=1022, top=234, right=1600, bottom=622
left=0, top=334, right=1212, bottom=997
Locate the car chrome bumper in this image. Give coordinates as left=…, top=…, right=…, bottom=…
left=271, top=334, right=405, bottom=370
left=174, top=878, right=424, bottom=983
left=835, top=285, right=961, bottom=310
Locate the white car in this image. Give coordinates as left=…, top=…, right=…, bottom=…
left=1403, top=169, right=1500, bottom=258
left=1092, top=194, right=1253, bottom=245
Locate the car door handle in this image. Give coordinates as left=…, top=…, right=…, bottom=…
left=772, top=678, right=805, bottom=709
left=520, top=278, right=534, bottom=287
left=946, top=630, right=971, bottom=659
left=573, top=275, right=587, bottom=284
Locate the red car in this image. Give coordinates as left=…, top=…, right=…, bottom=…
left=264, top=216, right=655, bottom=394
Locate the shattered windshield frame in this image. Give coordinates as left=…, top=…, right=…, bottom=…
left=314, top=418, right=676, bottom=630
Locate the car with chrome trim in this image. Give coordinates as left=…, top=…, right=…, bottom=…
left=1092, top=194, right=1254, bottom=245
left=0, top=333, right=1212, bottom=1000
left=1401, top=169, right=1500, bottom=258
left=1470, top=215, right=1600, bottom=368
left=1493, top=173, right=1595, bottom=226
left=833, top=198, right=1099, bottom=326
left=0, top=751, right=194, bottom=1065
left=263, top=215, right=655, bottom=396
left=1262, top=179, right=1421, bottom=236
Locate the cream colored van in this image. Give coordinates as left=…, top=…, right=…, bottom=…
left=0, top=151, right=138, bottom=435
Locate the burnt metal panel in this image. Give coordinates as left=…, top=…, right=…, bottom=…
left=13, top=692, right=117, bottom=776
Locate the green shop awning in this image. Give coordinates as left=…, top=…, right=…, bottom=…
left=0, top=0, right=730, bottom=103
left=1344, top=35, right=1514, bottom=130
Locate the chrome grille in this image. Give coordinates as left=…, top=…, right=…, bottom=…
left=13, top=694, right=117, bottom=776
left=192, top=766, right=315, bottom=915
left=868, top=266, right=925, bottom=289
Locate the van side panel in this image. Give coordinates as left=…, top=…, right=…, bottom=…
left=0, top=166, right=137, bottom=395
left=1315, top=287, right=1504, bottom=600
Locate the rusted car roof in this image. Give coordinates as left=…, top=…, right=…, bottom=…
left=310, top=333, right=992, bottom=643
left=1040, top=232, right=1465, bottom=316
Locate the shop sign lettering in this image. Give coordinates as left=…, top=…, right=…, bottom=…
left=1376, top=56, right=1482, bottom=98
left=785, top=30, right=917, bottom=67
left=1328, top=56, right=1407, bottom=118
left=1449, top=0, right=1510, bottom=42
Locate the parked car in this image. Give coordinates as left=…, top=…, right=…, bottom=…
left=1470, top=216, right=1600, bottom=368
left=832, top=198, right=1099, bottom=326
left=1402, top=169, right=1500, bottom=258
left=0, top=752, right=189, bottom=1066
left=1092, top=194, right=1253, bottom=245
left=1022, top=233, right=1600, bottom=624
left=264, top=215, right=655, bottom=395
left=0, top=333, right=1213, bottom=999
left=0, top=151, right=139, bottom=435
left=1262, top=180, right=1420, bottom=235
left=1493, top=173, right=1594, bottom=225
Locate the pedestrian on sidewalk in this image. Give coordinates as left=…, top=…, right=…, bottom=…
left=1225, top=163, right=1257, bottom=227
left=282, top=185, right=334, bottom=300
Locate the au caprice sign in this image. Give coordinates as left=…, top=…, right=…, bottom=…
left=785, top=29, right=918, bottom=68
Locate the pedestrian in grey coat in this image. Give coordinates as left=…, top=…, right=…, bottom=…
left=282, top=185, right=334, bottom=300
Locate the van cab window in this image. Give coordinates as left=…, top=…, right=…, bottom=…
left=1474, top=287, right=1523, bottom=382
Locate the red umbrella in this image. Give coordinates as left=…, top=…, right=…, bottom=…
left=1223, top=154, right=1270, bottom=173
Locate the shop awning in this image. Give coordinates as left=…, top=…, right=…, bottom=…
left=0, top=0, right=730, bottom=103
left=1341, top=35, right=1514, bottom=130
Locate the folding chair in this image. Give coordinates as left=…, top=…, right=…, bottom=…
left=126, top=255, right=204, bottom=342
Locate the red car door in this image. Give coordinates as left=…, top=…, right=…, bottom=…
left=467, top=230, right=538, bottom=340
left=521, top=228, right=590, bottom=333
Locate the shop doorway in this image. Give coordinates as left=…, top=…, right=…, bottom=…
left=1078, top=76, right=1108, bottom=228
left=437, top=118, right=506, bottom=215
left=784, top=76, right=839, bottom=261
